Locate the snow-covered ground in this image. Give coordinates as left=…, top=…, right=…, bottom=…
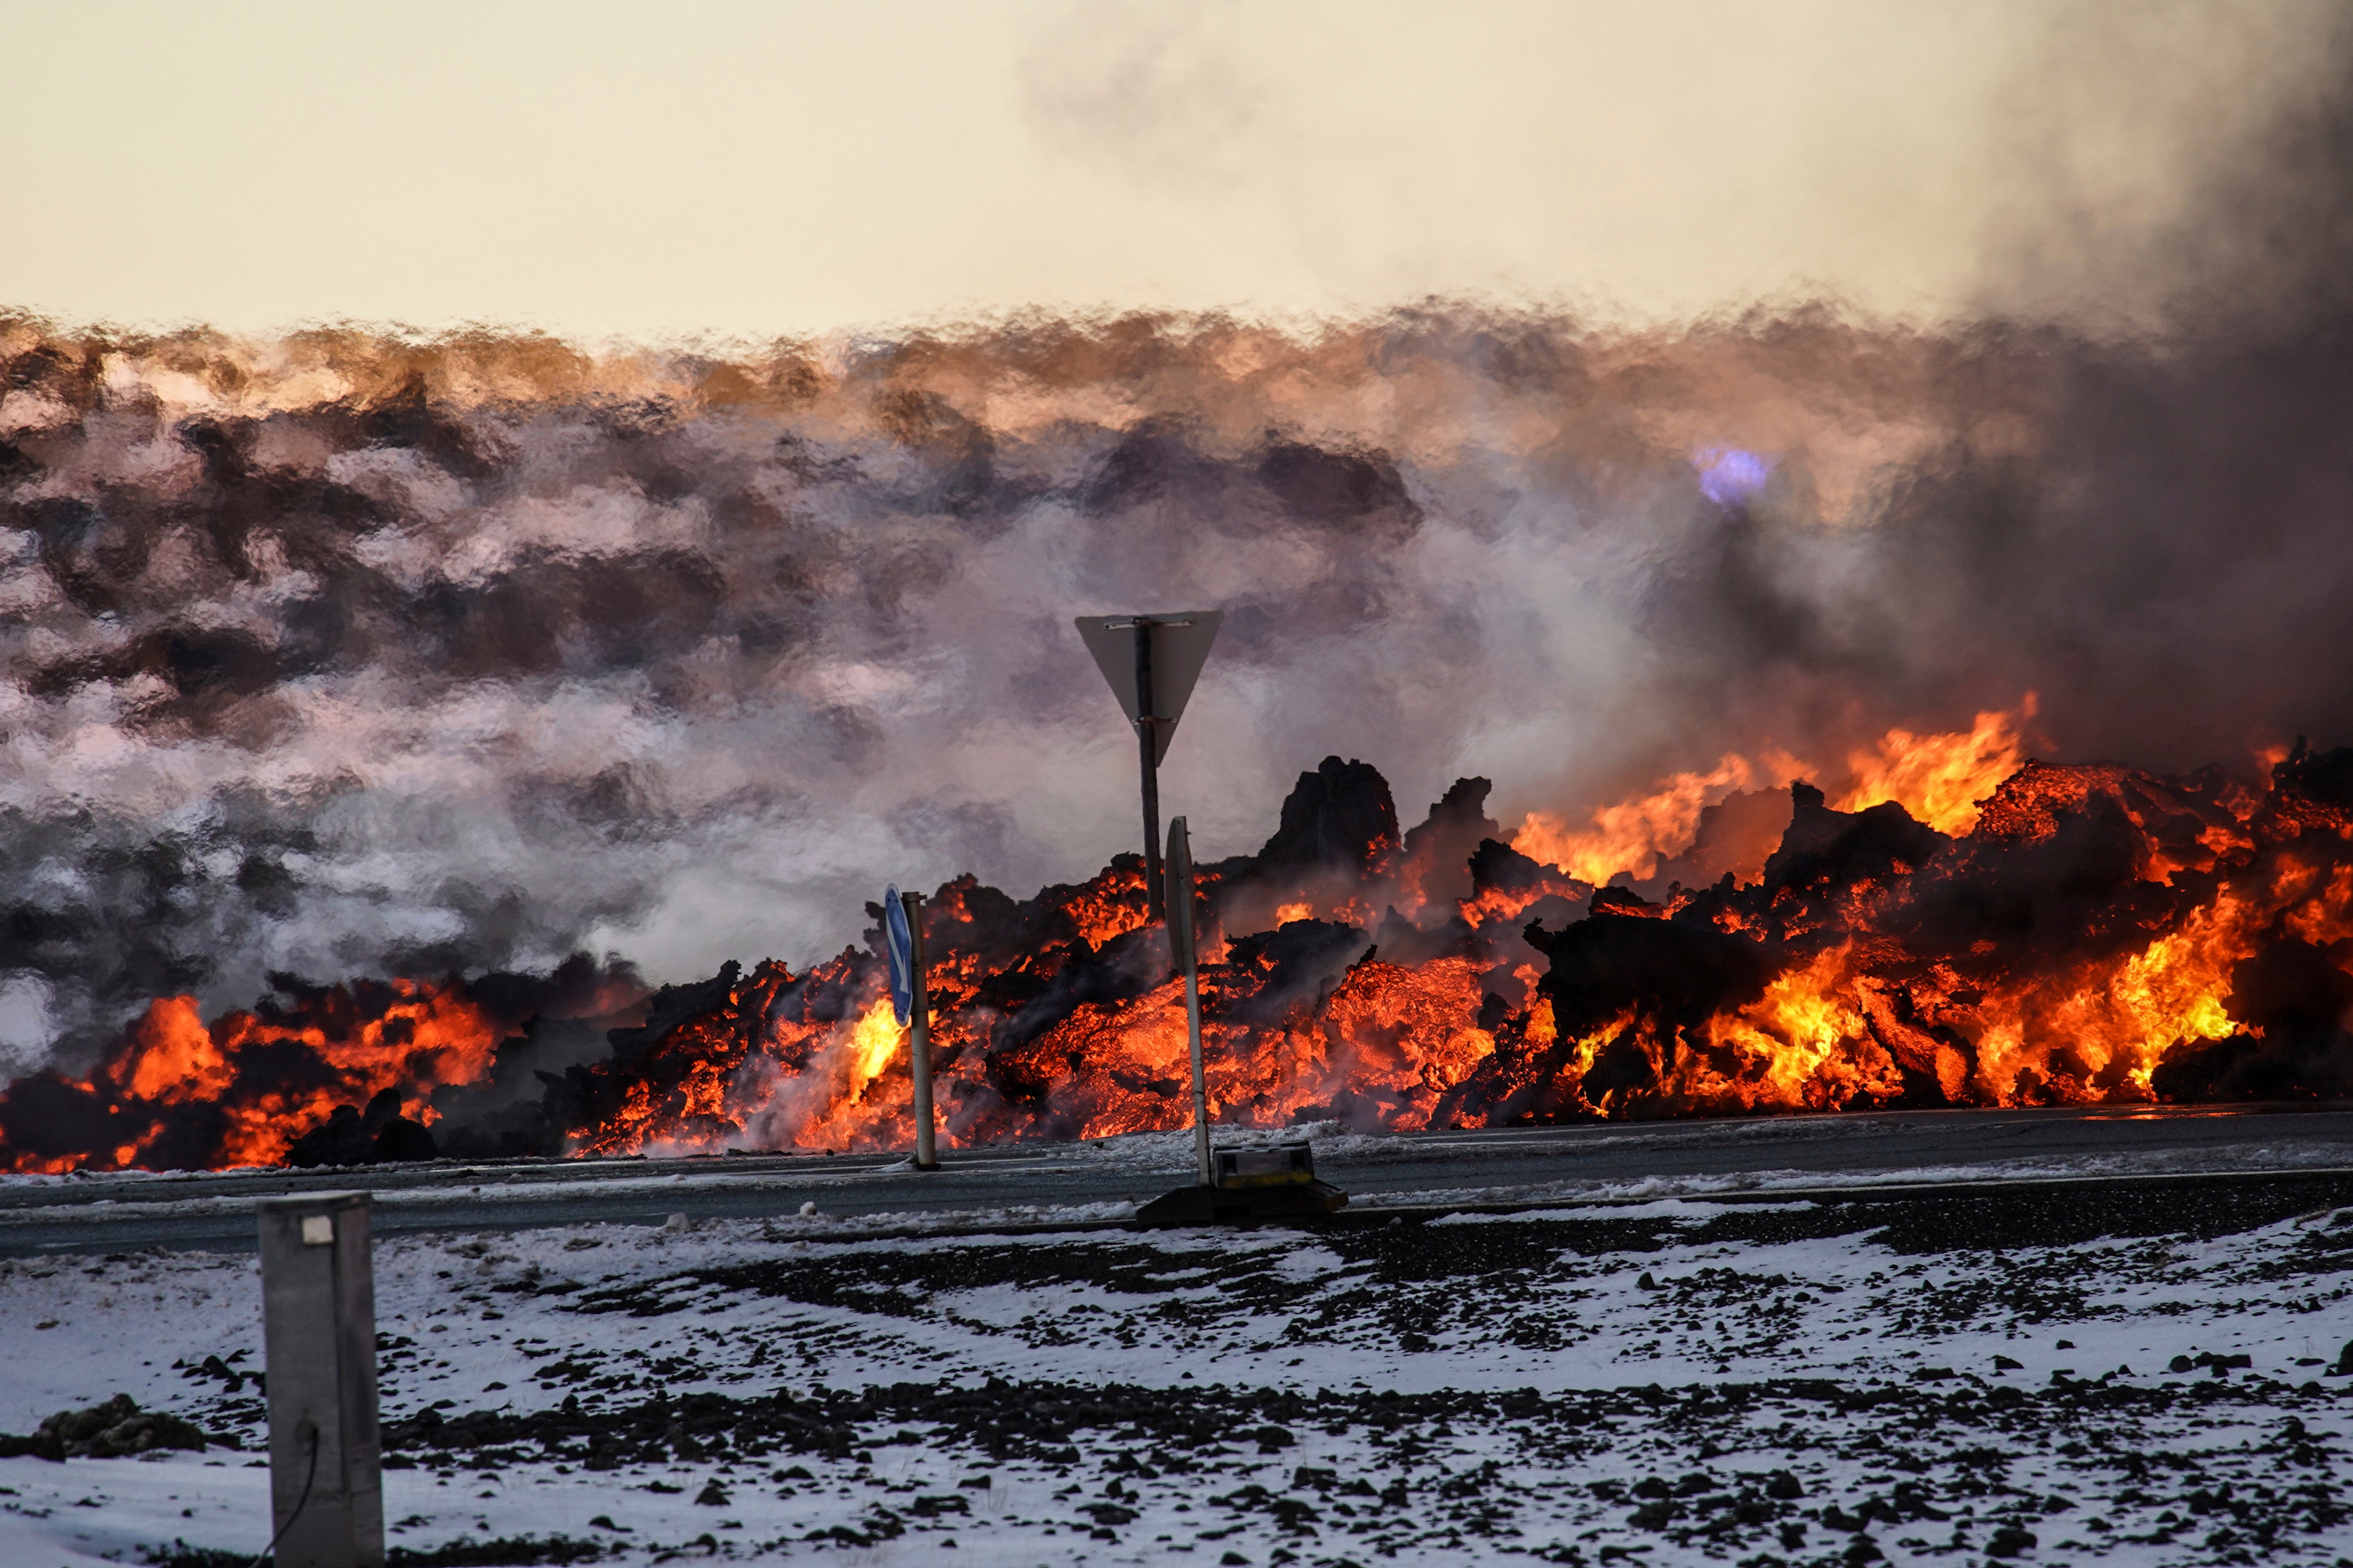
left=2, top=1179, right=2351, bottom=1567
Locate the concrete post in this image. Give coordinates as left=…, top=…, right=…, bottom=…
left=257, top=1191, right=383, bottom=1568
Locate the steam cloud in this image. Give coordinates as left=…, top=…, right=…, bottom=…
left=3, top=30, right=2351, bottom=1077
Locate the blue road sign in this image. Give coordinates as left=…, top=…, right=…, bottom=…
left=884, top=887, right=914, bottom=1026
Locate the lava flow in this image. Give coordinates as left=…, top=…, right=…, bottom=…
left=4, top=719, right=2352, bottom=1172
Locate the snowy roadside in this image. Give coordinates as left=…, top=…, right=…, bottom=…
left=1, top=1176, right=2351, bottom=1567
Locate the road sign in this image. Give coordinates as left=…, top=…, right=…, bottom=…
left=1075, top=611, right=1222, bottom=764
left=883, top=886, right=914, bottom=1027
left=881, top=887, right=938, bottom=1169
left=1075, top=610, right=1223, bottom=916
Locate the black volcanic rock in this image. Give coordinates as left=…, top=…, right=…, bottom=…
left=1400, top=778, right=1502, bottom=905
left=0, top=1394, right=212, bottom=1460
left=1468, top=837, right=1552, bottom=895
left=606, top=961, right=743, bottom=1066
left=1893, top=767, right=2196, bottom=964
left=2256, top=738, right=2353, bottom=842
left=288, top=1086, right=438, bottom=1167
left=1529, top=902, right=1774, bottom=1045
left=2157, top=937, right=2353, bottom=1102
left=0, top=1070, right=125, bottom=1172
left=1759, top=784, right=1945, bottom=903
left=371, top=1115, right=438, bottom=1163
left=2230, top=936, right=2353, bottom=1037
left=2151, top=1029, right=2353, bottom=1102
left=1222, top=921, right=1375, bottom=1025
left=1257, top=756, right=1401, bottom=877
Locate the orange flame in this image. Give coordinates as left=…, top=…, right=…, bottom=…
left=1515, top=753, right=1762, bottom=884
left=106, top=997, right=233, bottom=1105
left=10, top=718, right=2350, bottom=1172
left=1514, top=702, right=2037, bottom=883
left=1834, top=697, right=2035, bottom=833
left=5, top=980, right=506, bottom=1172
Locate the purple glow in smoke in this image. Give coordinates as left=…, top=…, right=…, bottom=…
left=1695, top=446, right=1771, bottom=506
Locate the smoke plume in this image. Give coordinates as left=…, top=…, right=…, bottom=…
left=2, top=19, right=2351, bottom=1077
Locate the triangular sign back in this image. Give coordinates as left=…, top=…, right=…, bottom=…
left=1074, top=610, right=1223, bottom=765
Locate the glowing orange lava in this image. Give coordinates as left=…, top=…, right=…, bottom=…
left=1833, top=698, right=2035, bottom=834
left=7, top=728, right=2350, bottom=1172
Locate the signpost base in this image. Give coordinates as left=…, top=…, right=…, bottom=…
left=1135, top=1142, right=1348, bottom=1225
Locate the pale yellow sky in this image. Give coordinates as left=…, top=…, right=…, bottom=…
left=4, top=1, right=2334, bottom=339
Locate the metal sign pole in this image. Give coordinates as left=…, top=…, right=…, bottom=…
left=1133, top=621, right=1165, bottom=921
left=903, top=890, right=938, bottom=1170
left=1136, top=811, right=1345, bottom=1225
left=1075, top=610, right=1220, bottom=927
left=1167, top=818, right=1213, bottom=1188
left=257, top=1192, right=382, bottom=1568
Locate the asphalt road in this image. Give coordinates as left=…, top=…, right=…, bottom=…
left=4, top=1102, right=2349, bottom=1258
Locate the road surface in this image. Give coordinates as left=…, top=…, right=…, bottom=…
left=2, top=1102, right=2348, bottom=1257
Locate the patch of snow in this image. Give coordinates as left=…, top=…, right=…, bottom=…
left=4, top=1178, right=2353, bottom=1564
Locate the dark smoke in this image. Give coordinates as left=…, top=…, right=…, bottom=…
left=2, top=19, right=2351, bottom=1074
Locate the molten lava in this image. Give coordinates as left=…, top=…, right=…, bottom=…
left=1514, top=753, right=1765, bottom=887
left=1832, top=699, right=2034, bottom=835
left=5, top=729, right=2352, bottom=1172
